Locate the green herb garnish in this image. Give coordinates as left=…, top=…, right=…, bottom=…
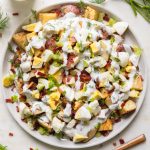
left=78, top=0, right=86, bottom=9
left=8, top=59, right=13, bottom=64
left=0, top=144, right=7, bottom=150
left=132, top=45, right=142, bottom=56
left=125, top=0, right=150, bottom=22
left=38, top=127, right=49, bottom=135
left=48, top=75, right=59, bottom=90
left=17, top=68, right=23, bottom=78
left=11, top=95, right=18, bottom=102
left=87, top=21, right=92, bottom=28
left=31, top=9, right=38, bottom=21
left=0, top=12, right=8, bottom=30
left=8, top=43, right=14, bottom=53
left=55, top=132, right=63, bottom=139
left=91, top=0, right=106, bottom=4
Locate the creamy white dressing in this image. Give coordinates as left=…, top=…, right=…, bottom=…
left=10, top=10, right=142, bottom=142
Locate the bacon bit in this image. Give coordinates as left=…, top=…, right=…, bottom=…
left=29, top=148, right=33, bottom=150
left=116, top=44, right=125, bottom=52
left=119, top=138, right=125, bottom=144
left=103, top=14, right=110, bottom=22
left=51, top=8, right=62, bottom=17
left=114, top=118, right=121, bottom=123
left=100, top=131, right=110, bottom=137
left=113, top=142, right=117, bottom=146
left=10, top=68, right=16, bottom=74
left=95, top=81, right=100, bottom=90
left=102, top=31, right=109, bottom=40
left=5, top=98, right=13, bottom=103
left=62, top=75, right=72, bottom=84
left=12, top=12, right=19, bottom=16
left=14, top=58, right=21, bottom=65
left=80, top=70, right=91, bottom=83
left=80, top=82, right=84, bottom=90
left=121, top=101, right=126, bottom=108
left=105, top=60, right=111, bottom=70
left=19, top=94, right=26, bottom=101
left=16, top=46, right=21, bottom=51
left=75, top=74, right=78, bottom=81
left=16, top=106, right=19, bottom=112
left=53, top=46, right=62, bottom=53
left=67, top=76, right=72, bottom=82
left=36, top=71, right=46, bottom=77
left=45, top=38, right=56, bottom=49
left=9, top=132, right=14, bottom=137
left=25, top=103, right=31, bottom=107
left=67, top=53, right=76, bottom=68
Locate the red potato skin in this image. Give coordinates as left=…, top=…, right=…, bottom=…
left=62, top=75, right=72, bottom=84
left=61, top=5, right=81, bottom=15
left=67, top=53, right=76, bottom=69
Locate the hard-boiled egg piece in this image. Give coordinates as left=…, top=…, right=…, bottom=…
left=66, top=119, right=76, bottom=129
left=20, top=61, right=32, bottom=73
left=98, top=109, right=110, bottom=121
left=113, top=21, right=128, bottom=35
left=49, top=64, right=61, bottom=75
left=59, top=85, right=75, bottom=102
left=38, top=78, right=49, bottom=89
left=41, top=49, right=53, bottom=62
left=118, top=52, right=129, bottom=67
left=75, top=106, right=91, bottom=121
left=64, top=103, right=72, bottom=117
left=88, top=100, right=101, bottom=116
left=52, top=117, right=65, bottom=133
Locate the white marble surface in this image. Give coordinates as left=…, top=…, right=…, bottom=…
left=0, top=0, right=150, bottom=149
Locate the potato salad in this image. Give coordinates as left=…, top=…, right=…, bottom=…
left=3, top=4, right=143, bottom=143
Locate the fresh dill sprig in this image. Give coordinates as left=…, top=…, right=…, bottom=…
left=8, top=43, right=14, bottom=53
left=125, top=0, right=150, bottom=22
left=90, top=0, right=106, bottom=4
left=78, top=0, right=86, bottom=9
left=31, top=9, right=38, bottom=21
left=0, top=12, right=9, bottom=30
left=0, top=144, right=7, bottom=150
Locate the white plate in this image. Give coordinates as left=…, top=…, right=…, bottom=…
left=1, top=1, right=147, bottom=149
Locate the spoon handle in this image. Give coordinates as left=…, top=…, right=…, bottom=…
left=115, top=134, right=146, bottom=150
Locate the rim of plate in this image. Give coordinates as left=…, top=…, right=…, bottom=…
left=1, top=1, right=148, bottom=149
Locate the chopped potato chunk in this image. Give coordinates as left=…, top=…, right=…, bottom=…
left=129, top=90, right=140, bottom=98
left=84, top=6, right=99, bottom=20
left=120, top=100, right=136, bottom=115
left=22, top=23, right=39, bottom=32
left=26, top=32, right=36, bottom=41
left=73, top=134, right=88, bottom=143
left=132, top=75, right=143, bottom=91
left=99, top=119, right=113, bottom=131
left=38, top=13, right=58, bottom=24
left=12, top=32, right=28, bottom=50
